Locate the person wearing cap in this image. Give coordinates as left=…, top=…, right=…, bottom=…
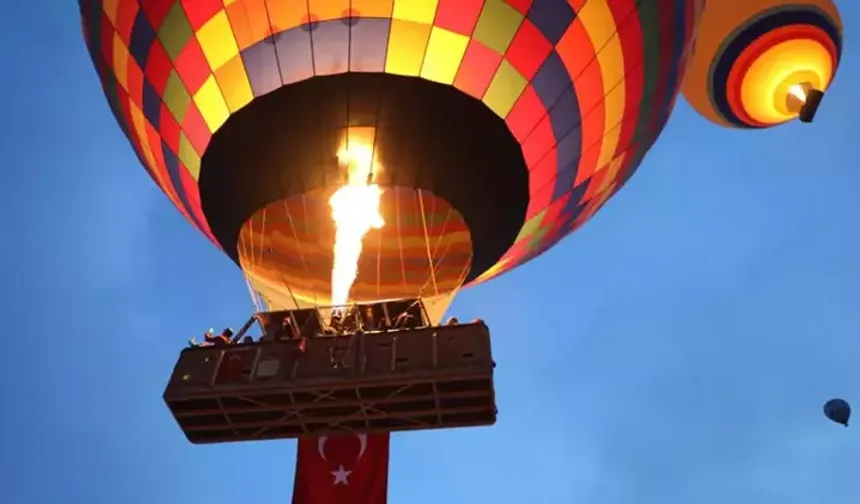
left=214, top=327, right=234, bottom=345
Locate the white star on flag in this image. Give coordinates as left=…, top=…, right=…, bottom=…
left=331, top=464, right=352, bottom=485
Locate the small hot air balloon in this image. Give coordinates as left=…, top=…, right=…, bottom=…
left=823, top=398, right=851, bottom=426
left=682, top=0, right=843, bottom=127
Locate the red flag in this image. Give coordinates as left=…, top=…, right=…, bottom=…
left=292, top=433, right=390, bottom=504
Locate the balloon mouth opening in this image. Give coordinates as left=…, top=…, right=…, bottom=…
left=784, top=81, right=814, bottom=113
left=779, top=77, right=824, bottom=123
left=236, top=187, right=473, bottom=309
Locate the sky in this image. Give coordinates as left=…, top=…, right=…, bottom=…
left=1, top=1, right=859, bottom=503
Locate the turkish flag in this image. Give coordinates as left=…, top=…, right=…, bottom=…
left=292, top=433, right=390, bottom=504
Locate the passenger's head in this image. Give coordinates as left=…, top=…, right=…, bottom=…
left=223, top=328, right=234, bottom=337
left=365, top=307, right=373, bottom=316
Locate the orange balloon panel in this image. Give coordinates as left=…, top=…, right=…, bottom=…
left=238, top=186, right=472, bottom=307
left=682, top=0, right=842, bottom=128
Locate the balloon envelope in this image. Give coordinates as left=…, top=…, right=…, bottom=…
left=77, top=0, right=704, bottom=311
left=823, top=398, right=850, bottom=426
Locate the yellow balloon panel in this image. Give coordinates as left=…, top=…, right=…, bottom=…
left=682, top=0, right=842, bottom=128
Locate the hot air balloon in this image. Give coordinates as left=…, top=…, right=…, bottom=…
left=77, top=0, right=763, bottom=502
left=824, top=398, right=851, bottom=426
left=681, top=0, right=843, bottom=126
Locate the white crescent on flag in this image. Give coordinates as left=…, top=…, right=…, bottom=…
left=316, top=434, right=368, bottom=463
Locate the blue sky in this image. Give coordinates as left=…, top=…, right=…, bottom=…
left=1, top=1, right=859, bottom=503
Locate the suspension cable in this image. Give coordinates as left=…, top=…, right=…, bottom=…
left=241, top=211, right=264, bottom=313
left=413, top=201, right=470, bottom=314
left=279, top=269, right=303, bottom=311
left=244, top=275, right=263, bottom=312
left=418, top=190, right=439, bottom=296
left=283, top=198, right=318, bottom=308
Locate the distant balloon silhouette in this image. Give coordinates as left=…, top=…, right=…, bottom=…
left=824, top=399, right=851, bottom=426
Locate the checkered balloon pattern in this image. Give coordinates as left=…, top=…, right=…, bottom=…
left=79, top=0, right=703, bottom=288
